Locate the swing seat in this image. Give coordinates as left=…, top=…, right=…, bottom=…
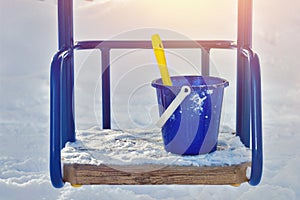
left=61, top=128, right=251, bottom=185
left=63, top=163, right=250, bottom=185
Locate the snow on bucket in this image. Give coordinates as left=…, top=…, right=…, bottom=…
left=152, top=76, right=229, bottom=155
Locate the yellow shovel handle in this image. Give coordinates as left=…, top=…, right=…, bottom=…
left=151, top=34, right=172, bottom=86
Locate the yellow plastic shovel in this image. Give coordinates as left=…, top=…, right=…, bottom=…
left=151, top=34, right=173, bottom=86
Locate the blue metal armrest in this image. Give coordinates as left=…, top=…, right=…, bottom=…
left=242, top=48, right=263, bottom=186
left=50, top=48, right=72, bottom=188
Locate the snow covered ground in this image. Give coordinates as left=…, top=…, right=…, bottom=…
left=0, top=0, right=299, bottom=199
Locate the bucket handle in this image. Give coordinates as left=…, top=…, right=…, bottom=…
left=156, top=86, right=191, bottom=128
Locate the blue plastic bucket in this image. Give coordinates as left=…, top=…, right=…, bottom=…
left=152, top=76, right=229, bottom=155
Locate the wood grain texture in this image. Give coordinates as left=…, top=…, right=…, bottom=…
left=63, top=162, right=250, bottom=185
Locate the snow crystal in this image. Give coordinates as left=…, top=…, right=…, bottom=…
left=189, top=92, right=207, bottom=114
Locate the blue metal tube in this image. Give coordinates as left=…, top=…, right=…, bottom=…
left=58, top=0, right=74, bottom=49
left=249, top=53, right=263, bottom=186
left=242, top=48, right=263, bottom=186
left=201, top=48, right=210, bottom=76
left=50, top=49, right=70, bottom=188
left=101, top=49, right=111, bottom=129
left=75, top=40, right=236, bottom=50
left=237, top=0, right=252, bottom=147
left=58, top=0, right=75, bottom=146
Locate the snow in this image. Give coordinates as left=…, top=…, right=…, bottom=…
left=1, top=0, right=300, bottom=200
left=61, top=127, right=250, bottom=166
left=190, top=92, right=207, bottom=113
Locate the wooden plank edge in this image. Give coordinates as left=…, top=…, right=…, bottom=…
left=63, top=162, right=251, bottom=185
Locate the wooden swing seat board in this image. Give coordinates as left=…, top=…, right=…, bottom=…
left=61, top=127, right=251, bottom=185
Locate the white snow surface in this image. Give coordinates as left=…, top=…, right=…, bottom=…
left=1, top=0, right=300, bottom=200
left=62, top=127, right=250, bottom=166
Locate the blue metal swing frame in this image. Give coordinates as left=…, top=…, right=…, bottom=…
left=50, top=0, right=263, bottom=188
